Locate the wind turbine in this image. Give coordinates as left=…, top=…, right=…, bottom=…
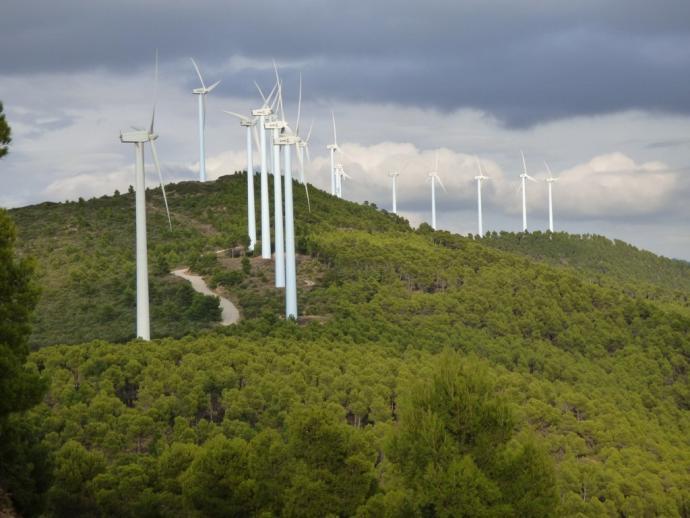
left=119, top=52, right=172, bottom=341
left=520, top=151, right=537, bottom=232
left=190, top=58, right=221, bottom=182
left=293, top=74, right=313, bottom=211
left=265, top=63, right=287, bottom=288
left=326, top=112, right=340, bottom=196
left=474, top=156, right=490, bottom=236
left=544, top=161, right=559, bottom=232
left=222, top=109, right=261, bottom=252
left=278, top=73, right=311, bottom=319
left=252, top=82, right=278, bottom=259
left=388, top=171, right=399, bottom=214
left=388, top=162, right=410, bottom=214
left=427, top=152, right=446, bottom=230
left=334, top=163, right=352, bottom=199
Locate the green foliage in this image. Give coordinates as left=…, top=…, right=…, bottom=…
left=482, top=230, right=690, bottom=308
left=0, top=101, right=10, bottom=159
left=0, top=210, right=48, bottom=513
left=388, top=353, right=557, bottom=516
left=6, top=174, right=690, bottom=515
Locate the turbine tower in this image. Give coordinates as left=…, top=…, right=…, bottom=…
left=223, top=110, right=261, bottom=252
left=190, top=58, right=221, bottom=182
left=252, top=82, right=278, bottom=259
left=279, top=130, right=300, bottom=319
left=119, top=52, right=172, bottom=341
left=388, top=171, right=399, bottom=214
left=474, top=156, right=490, bottom=237
left=544, top=161, right=559, bottom=232
left=427, top=153, right=446, bottom=230
left=520, top=151, right=537, bottom=232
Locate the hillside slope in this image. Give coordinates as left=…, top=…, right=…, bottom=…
left=481, top=231, right=690, bottom=307
left=12, top=173, right=689, bottom=347
left=10, top=174, right=408, bottom=347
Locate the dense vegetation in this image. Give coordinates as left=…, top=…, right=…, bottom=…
left=481, top=230, right=690, bottom=308
left=4, top=174, right=690, bottom=515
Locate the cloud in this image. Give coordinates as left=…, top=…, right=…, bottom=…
left=3, top=0, right=690, bottom=125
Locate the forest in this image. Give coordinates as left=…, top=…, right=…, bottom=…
left=2, top=173, right=690, bottom=516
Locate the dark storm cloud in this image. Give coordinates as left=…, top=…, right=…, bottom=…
left=3, top=0, right=690, bottom=126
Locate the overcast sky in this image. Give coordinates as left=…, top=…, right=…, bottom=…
left=2, top=0, right=689, bottom=259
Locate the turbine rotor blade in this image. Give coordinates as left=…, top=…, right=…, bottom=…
left=223, top=110, right=251, bottom=122
left=331, top=111, right=337, bottom=146
left=206, top=80, right=221, bottom=93
left=190, top=58, right=206, bottom=89
left=521, top=150, right=527, bottom=174
left=305, top=120, right=314, bottom=143
left=150, top=49, right=158, bottom=135
left=436, top=175, right=447, bottom=192
left=254, top=81, right=268, bottom=105
left=296, top=72, right=302, bottom=135
left=149, top=138, right=172, bottom=231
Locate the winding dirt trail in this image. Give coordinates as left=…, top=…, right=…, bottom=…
left=171, top=268, right=240, bottom=325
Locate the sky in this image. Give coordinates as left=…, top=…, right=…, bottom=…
left=1, top=0, right=690, bottom=260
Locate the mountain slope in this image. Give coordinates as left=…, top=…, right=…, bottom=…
left=481, top=231, right=690, bottom=308
left=7, top=174, right=690, bottom=515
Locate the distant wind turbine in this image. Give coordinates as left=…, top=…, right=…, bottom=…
left=222, top=110, right=261, bottom=252
left=544, top=161, right=559, bottom=232
left=119, top=51, right=172, bottom=341
left=427, top=152, right=446, bottom=230
left=334, top=163, right=351, bottom=199
left=474, top=156, right=490, bottom=236
left=190, top=58, right=221, bottom=182
left=388, top=171, right=399, bottom=214
left=520, top=151, right=537, bottom=232
left=327, top=112, right=341, bottom=196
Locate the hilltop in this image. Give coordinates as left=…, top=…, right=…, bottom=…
left=3, top=174, right=690, bottom=516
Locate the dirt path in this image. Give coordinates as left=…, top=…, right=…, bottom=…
left=171, top=268, right=240, bottom=325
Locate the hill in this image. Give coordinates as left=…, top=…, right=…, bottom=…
left=4, top=174, right=690, bottom=516
left=481, top=231, right=690, bottom=308
left=10, top=174, right=408, bottom=347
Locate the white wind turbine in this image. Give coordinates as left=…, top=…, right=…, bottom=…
left=277, top=73, right=312, bottom=319
left=544, top=161, right=559, bottom=232
left=266, top=63, right=287, bottom=288
left=334, top=163, right=352, bottom=199
left=191, top=58, right=221, bottom=182
left=474, top=156, right=490, bottom=236
left=388, top=171, right=399, bottom=214
left=222, top=109, right=261, bottom=252
left=326, top=112, right=342, bottom=196
left=427, top=152, right=446, bottom=230
left=520, top=151, right=537, bottom=232
left=252, top=82, right=278, bottom=259
left=388, top=162, right=410, bottom=214
left=293, top=74, right=313, bottom=212
left=119, top=52, right=172, bottom=341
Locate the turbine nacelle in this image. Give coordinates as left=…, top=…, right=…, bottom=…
left=389, top=171, right=400, bottom=178
left=120, top=130, right=155, bottom=143
left=265, top=119, right=287, bottom=130
left=252, top=107, right=272, bottom=117
left=277, top=134, right=300, bottom=146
